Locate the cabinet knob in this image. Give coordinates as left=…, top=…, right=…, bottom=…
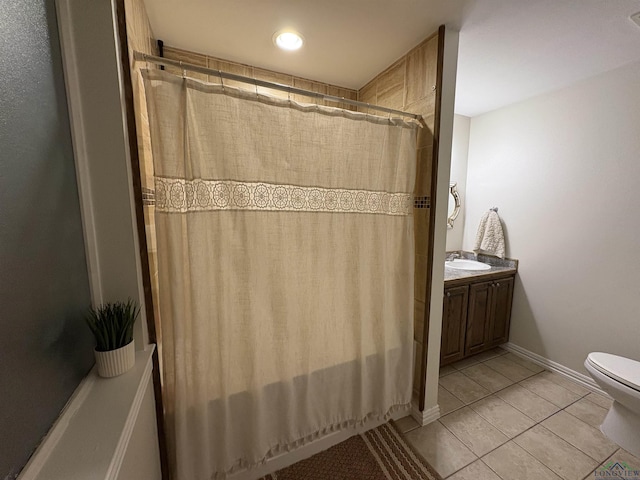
left=496, top=282, right=501, bottom=287
left=446, top=292, right=451, bottom=297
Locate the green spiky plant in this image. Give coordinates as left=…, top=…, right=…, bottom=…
left=85, top=300, right=139, bottom=352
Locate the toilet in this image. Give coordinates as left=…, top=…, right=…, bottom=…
left=585, top=352, right=640, bottom=457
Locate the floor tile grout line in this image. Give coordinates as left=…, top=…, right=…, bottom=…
left=569, top=393, right=610, bottom=412
left=497, top=354, right=547, bottom=374
left=457, top=362, right=516, bottom=392
left=443, top=347, right=510, bottom=373
left=516, top=373, right=590, bottom=409
left=438, top=375, right=491, bottom=405
left=523, top=371, right=592, bottom=397
left=472, top=433, right=559, bottom=478
left=438, top=392, right=589, bottom=474
left=441, top=370, right=548, bottom=413
left=478, top=418, right=545, bottom=461
left=444, top=355, right=541, bottom=392
left=477, top=456, right=510, bottom=480
left=580, top=447, right=626, bottom=480
left=437, top=411, right=507, bottom=459
left=441, top=384, right=529, bottom=418
left=470, top=375, right=560, bottom=423
left=538, top=370, right=594, bottom=397
left=559, top=392, right=591, bottom=410
left=430, top=418, right=479, bottom=478
left=494, top=395, right=558, bottom=424
left=510, top=422, right=603, bottom=478
left=563, top=400, right=608, bottom=427
left=478, top=354, right=542, bottom=378
left=479, top=435, right=566, bottom=480
left=544, top=408, right=618, bottom=463
left=466, top=398, right=536, bottom=439
left=438, top=380, right=466, bottom=404
left=434, top=350, right=624, bottom=480
left=401, top=424, right=420, bottom=434
left=443, top=456, right=512, bottom=480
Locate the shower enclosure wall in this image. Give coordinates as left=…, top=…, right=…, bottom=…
left=128, top=39, right=441, bottom=396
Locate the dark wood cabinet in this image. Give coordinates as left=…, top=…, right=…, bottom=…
left=441, top=285, right=469, bottom=364
left=487, top=277, right=514, bottom=347
left=466, top=281, right=494, bottom=355
left=441, top=274, right=515, bottom=366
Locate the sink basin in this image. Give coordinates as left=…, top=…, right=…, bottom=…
left=445, top=259, right=491, bottom=271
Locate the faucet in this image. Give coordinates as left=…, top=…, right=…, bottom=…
left=446, top=252, right=460, bottom=261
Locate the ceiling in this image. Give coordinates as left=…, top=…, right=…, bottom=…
left=143, top=0, right=640, bottom=117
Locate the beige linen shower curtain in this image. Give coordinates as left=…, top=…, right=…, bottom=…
left=143, top=69, right=418, bottom=480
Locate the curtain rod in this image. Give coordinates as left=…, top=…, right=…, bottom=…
left=133, top=51, right=422, bottom=120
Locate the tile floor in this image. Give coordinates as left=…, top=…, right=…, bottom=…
left=396, top=348, right=640, bottom=480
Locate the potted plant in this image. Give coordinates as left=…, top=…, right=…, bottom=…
left=85, top=299, right=139, bottom=378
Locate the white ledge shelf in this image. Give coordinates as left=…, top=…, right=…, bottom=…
left=20, top=346, right=156, bottom=480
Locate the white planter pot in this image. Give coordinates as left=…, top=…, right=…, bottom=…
left=94, top=340, right=135, bottom=378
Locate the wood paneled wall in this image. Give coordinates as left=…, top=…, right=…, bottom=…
left=162, top=46, right=358, bottom=110
left=121, top=1, right=168, bottom=477
left=357, top=32, right=440, bottom=395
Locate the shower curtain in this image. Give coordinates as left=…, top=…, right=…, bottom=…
left=143, top=69, right=418, bottom=479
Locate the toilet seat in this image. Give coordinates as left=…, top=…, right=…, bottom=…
left=587, top=352, right=640, bottom=393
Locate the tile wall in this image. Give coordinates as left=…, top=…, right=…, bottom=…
left=124, top=0, right=161, bottom=346
left=357, top=32, right=440, bottom=394
left=161, top=46, right=359, bottom=110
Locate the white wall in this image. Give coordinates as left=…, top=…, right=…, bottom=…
left=462, top=60, right=640, bottom=374
left=118, top=380, right=162, bottom=480
left=445, top=114, right=470, bottom=251
left=422, top=27, right=458, bottom=418
left=58, top=0, right=149, bottom=347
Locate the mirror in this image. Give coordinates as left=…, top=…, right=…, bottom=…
left=447, top=182, right=461, bottom=229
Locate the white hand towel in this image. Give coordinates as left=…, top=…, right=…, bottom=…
left=473, top=210, right=506, bottom=259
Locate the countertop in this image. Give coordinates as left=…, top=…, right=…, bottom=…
left=444, top=251, right=518, bottom=285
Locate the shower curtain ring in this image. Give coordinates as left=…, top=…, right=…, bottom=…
left=255, top=82, right=259, bottom=98
left=218, top=70, right=225, bottom=91
left=179, top=61, right=186, bottom=78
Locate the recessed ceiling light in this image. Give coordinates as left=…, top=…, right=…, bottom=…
left=273, top=30, right=304, bottom=51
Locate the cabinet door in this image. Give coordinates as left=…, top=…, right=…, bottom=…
left=466, top=280, right=493, bottom=356
left=488, top=277, right=514, bottom=347
left=440, top=285, right=469, bottom=365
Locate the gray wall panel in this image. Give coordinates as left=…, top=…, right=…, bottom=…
left=0, top=0, right=94, bottom=477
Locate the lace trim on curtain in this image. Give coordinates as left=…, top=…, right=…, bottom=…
left=155, top=177, right=413, bottom=216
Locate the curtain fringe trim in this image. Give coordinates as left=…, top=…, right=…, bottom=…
left=213, top=402, right=412, bottom=479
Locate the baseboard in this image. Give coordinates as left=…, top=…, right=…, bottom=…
left=229, top=405, right=411, bottom=480
left=411, top=401, right=440, bottom=426
left=503, top=342, right=609, bottom=396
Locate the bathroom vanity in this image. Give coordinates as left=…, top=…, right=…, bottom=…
left=441, top=252, right=518, bottom=366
